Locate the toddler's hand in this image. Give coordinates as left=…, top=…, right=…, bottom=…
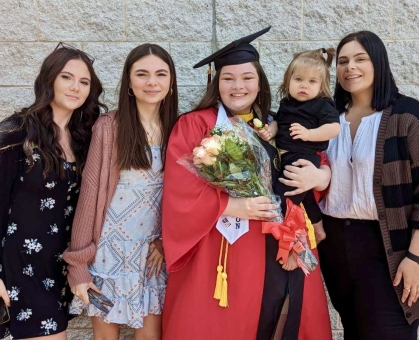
left=290, top=123, right=311, bottom=141
left=256, top=124, right=272, bottom=141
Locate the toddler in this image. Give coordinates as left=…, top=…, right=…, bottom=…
left=257, top=48, right=340, bottom=269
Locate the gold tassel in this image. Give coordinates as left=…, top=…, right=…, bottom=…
left=213, top=237, right=224, bottom=300
left=219, top=272, right=228, bottom=307
left=219, top=241, right=229, bottom=307
left=300, top=203, right=317, bottom=249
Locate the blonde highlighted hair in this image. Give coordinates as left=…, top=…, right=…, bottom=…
left=279, top=48, right=335, bottom=99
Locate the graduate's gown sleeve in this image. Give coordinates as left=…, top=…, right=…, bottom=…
left=162, top=110, right=229, bottom=272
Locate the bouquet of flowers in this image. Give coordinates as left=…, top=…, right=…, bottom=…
left=178, top=114, right=280, bottom=209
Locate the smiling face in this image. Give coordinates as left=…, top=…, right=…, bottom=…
left=288, top=66, right=322, bottom=102
left=129, top=54, right=171, bottom=108
left=336, top=40, right=374, bottom=97
left=50, top=58, right=91, bottom=115
left=218, top=62, right=260, bottom=115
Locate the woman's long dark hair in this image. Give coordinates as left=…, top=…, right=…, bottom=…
left=194, top=61, right=272, bottom=124
left=116, top=44, right=178, bottom=171
left=20, top=46, right=107, bottom=178
left=334, top=31, right=398, bottom=112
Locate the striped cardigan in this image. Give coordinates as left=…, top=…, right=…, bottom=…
left=373, top=94, right=419, bottom=323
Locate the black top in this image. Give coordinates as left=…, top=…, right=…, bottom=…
left=0, top=115, right=25, bottom=253
left=275, top=97, right=339, bottom=154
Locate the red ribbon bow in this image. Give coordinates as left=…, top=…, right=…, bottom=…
left=262, top=198, right=307, bottom=263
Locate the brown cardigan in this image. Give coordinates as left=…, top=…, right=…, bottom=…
left=63, top=111, right=120, bottom=287
left=373, top=95, right=419, bottom=323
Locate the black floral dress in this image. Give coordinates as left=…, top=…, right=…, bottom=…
left=0, top=147, right=78, bottom=339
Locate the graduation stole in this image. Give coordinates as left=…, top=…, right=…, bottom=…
left=212, top=103, right=260, bottom=308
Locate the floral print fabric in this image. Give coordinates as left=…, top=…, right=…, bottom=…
left=0, top=148, right=78, bottom=339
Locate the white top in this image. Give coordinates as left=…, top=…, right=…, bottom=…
left=320, top=111, right=383, bottom=220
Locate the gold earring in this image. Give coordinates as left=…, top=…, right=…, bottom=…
left=128, top=88, right=134, bottom=96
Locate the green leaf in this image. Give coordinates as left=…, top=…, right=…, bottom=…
left=220, top=161, right=228, bottom=174
left=225, top=139, right=243, bottom=160
left=229, top=163, right=242, bottom=174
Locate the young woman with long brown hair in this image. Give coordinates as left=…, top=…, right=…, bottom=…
left=161, top=27, right=333, bottom=340
left=63, top=44, right=178, bottom=340
left=0, top=43, right=106, bottom=340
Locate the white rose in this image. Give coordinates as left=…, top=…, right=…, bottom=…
left=201, top=136, right=222, bottom=156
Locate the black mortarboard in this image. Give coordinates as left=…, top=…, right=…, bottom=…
left=193, top=26, right=271, bottom=71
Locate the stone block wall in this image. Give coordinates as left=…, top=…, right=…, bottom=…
left=0, top=1, right=418, bottom=339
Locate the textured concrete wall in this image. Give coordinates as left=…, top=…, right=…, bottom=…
left=1, top=1, right=418, bottom=339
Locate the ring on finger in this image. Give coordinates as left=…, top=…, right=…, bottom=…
left=404, top=287, right=411, bottom=292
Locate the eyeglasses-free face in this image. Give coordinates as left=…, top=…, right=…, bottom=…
left=129, top=54, right=171, bottom=107
left=218, top=62, right=260, bottom=116
left=50, top=58, right=92, bottom=116
left=336, top=40, right=374, bottom=97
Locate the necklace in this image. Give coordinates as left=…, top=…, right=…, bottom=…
left=145, top=124, right=158, bottom=145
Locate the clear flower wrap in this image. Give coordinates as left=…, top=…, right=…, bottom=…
left=293, top=237, right=319, bottom=275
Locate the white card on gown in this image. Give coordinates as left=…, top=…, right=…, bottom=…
left=216, top=215, right=249, bottom=244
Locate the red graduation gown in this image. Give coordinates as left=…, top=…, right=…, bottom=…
left=162, top=108, right=332, bottom=340
left=298, top=248, right=332, bottom=340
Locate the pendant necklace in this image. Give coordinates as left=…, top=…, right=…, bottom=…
left=145, top=124, right=158, bottom=145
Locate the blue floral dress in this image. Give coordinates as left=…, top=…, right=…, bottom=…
left=0, top=147, right=78, bottom=339
left=69, top=145, right=167, bottom=328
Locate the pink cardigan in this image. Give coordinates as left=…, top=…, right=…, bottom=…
left=63, top=111, right=120, bottom=287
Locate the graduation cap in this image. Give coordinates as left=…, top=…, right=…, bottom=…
left=193, top=26, right=271, bottom=83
